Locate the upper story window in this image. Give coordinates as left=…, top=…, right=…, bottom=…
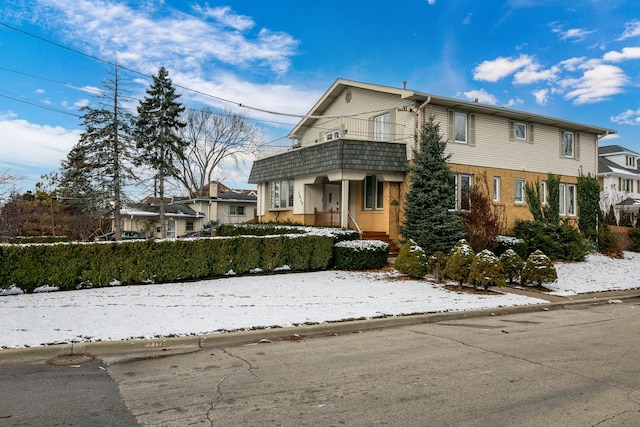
left=509, top=121, right=534, bottom=143
left=448, top=110, right=475, bottom=145
left=324, top=130, right=340, bottom=142
left=374, top=113, right=390, bottom=141
left=626, top=156, right=636, bottom=168
left=560, top=130, right=579, bottom=160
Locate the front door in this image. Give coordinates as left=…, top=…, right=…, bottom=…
left=324, top=184, right=340, bottom=211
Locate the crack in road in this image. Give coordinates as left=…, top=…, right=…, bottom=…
left=405, top=326, right=640, bottom=397
left=206, top=348, right=262, bottom=426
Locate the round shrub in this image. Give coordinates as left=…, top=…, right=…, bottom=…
left=469, top=250, right=506, bottom=290
left=334, top=240, right=389, bottom=270
left=443, top=239, right=475, bottom=286
left=394, top=240, right=428, bottom=278
left=499, top=249, right=524, bottom=284
left=520, top=250, right=557, bottom=287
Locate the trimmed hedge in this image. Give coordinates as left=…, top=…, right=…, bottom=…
left=0, top=233, right=335, bottom=292
left=334, top=240, right=389, bottom=270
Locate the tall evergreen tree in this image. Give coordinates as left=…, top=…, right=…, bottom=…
left=135, top=67, right=187, bottom=238
left=577, top=170, right=600, bottom=238
left=61, top=63, right=136, bottom=240
left=400, top=114, right=466, bottom=254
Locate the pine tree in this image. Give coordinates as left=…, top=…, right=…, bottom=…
left=135, top=67, right=187, bottom=238
left=443, top=239, right=475, bottom=286
left=577, top=170, right=600, bottom=238
left=469, top=250, right=506, bottom=290
left=61, top=63, right=136, bottom=240
left=400, top=114, right=466, bottom=254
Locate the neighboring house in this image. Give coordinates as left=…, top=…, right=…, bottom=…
left=249, top=79, right=615, bottom=245
left=117, top=181, right=257, bottom=238
left=598, top=144, right=640, bottom=225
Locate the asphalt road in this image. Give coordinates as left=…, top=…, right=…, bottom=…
left=2, top=299, right=639, bottom=426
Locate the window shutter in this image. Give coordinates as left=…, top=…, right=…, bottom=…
left=509, top=120, right=515, bottom=140
left=469, top=113, right=476, bottom=146
left=575, top=133, right=580, bottom=160
left=559, top=129, right=564, bottom=158
left=528, top=124, right=534, bottom=143
left=447, top=109, right=455, bottom=142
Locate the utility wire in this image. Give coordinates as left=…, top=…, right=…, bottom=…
left=0, top=22, right=384, bottom=120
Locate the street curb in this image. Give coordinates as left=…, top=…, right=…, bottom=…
left=2, top=293, right=638, bottom=365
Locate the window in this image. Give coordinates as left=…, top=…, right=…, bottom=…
left=559, top=184, right=566, bottom=215
left=509, top=121, right=534, bottom=142
left=515, top=179, right=525, bottom=203
left=186, top=220, right=194, bottom=232
left=374, top=113, right=390, bottom=141
left=324, top=130, right=340, bottom=141
left=455, top=112, right=467, bottom=143
left=626, top=156, right=636, bottom=167
left=567, top=185, right=576, bottom=216
left=448, top=110, right=475, bottom=145
left=560, top=130, right=579, bottom=159
left=621, top=178, right=632, bottom=192
left=364, top=175, right=384, bottom=210
left=564, top=132, right=574, bottom=158
left=493, top=176, right=500, bottom=202
left=269, top=180, right=294, bottom=209
left=541, top=181, right=548, bottom=205
left=230, top=206, right=245, bottom=216
left=451, top=174, right=473, bottom=210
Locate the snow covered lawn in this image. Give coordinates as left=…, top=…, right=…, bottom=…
left=1, top=251, right=639, bottom=349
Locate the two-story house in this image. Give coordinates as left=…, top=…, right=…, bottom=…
left=118, top=181, right=257, bottom=238
left=249, top=79, right=615, bottom=245
left=598, top=144, right=640, bottom=225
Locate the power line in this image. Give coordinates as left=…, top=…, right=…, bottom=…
left=0, top=91, right=81, bottom=118
left=0, top=22, right=386, bottom=121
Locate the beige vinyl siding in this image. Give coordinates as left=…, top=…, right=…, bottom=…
left=297, top=87, right=416, bottom=147
left=438, top=106, right=598, bottom=177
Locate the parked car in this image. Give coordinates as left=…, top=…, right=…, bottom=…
left=177, top=230, right=211, bottom=238
left=94, top=231, right=148, bottom=242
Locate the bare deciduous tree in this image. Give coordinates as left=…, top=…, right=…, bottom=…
left=177, top=108, right=261, bottom=197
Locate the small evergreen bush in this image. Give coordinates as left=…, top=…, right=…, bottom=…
left=394, top=240, right=428, bottom=278
left=598, top=223, right=622, bottom=256
left=513, top=220, right=587, bottom=261
left=334, top=240, right=389, bottom=270
left=443, top=239, right=475, bottom=286
left=499, top=249, right=524, bottom=284
left=629, top=223, right=640, bottom=252
left=520, top=250, right=557, bottom=287
left=468, top=250, right=506, bottom=290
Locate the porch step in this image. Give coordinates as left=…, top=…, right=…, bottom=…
left=361, top=232, right=400, bottom=257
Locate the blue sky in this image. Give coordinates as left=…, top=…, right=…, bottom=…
left=1, top=0, right=639, bottom=197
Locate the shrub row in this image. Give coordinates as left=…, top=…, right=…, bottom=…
left=395, top=239, right=558, bottom=288
left=0, top=234, right=335, bottom=292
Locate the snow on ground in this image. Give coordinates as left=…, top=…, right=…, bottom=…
left=1, top=252, right=639, bottom=349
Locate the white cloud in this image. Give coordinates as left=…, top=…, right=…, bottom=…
left=505, top=97, right=523, bottom=107
left=427, top=0, right=436, bottom=4
left=463, top=13, right=472, bottom=25
left=532, top=89, right=549, bottom=105
left=603, top=47, right=640, bottom=62
left=34, top=0, right=299, bottom=75
left=473, top=54, right=533, bottom=82
left=555, top=28, right=594, bottom=41
left=35, top=89, right=45, bottom=94
left=611, top=108, right=640, bottom=126
left=0, top=116, right=80, bottom=172
left=73, top=99, right=89, bottom=108
left=563, top=63, right=628, bottom=104
left=514, top=64, right=559, bottom=84
left=462, top=89, right=498, bottom=105
left=560, top=57, right=587, bottom=71
left=618, top=20, right=640, bottom=40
